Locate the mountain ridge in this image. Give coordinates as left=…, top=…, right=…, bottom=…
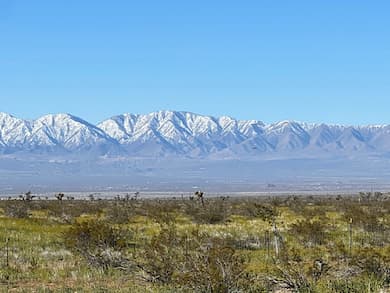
left=1, top=110, right=389, bottom=158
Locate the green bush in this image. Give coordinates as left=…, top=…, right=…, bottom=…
left=184, top=199, right=230, bottom=224
left=244, top=203, right=279, bottom=223
left=138, top=225, right=249, bottom=292
left=64, top=219, right=132, bottom=269
left=289, top=220, right=329, bottom=247
left=137, top=223, right=183, bottom=283
left=177, top=235, right=247, bottom=292
left=351, top=247, right=390, bottom=284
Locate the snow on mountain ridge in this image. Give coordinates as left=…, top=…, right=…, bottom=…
left=1, top=111, right=390, bottom=157
left=30, top=113, right=114, bottom=150
left=0, top=112, right=32, bottom=147
left=0, top=113, right=118, bottom=153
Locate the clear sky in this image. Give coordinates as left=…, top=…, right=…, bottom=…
left=0, top=1, right=389, bottom=125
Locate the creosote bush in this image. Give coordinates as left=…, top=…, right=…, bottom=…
left=64, top=219, right=132, bottom=269
left=105, top=201, right=136, bottom=224
left=138, top=223, right=249, bottom=292
left=178, top=234, right=247, bottom=292
left=138, top=223, right=182, bottom=283
left=351, top=247, right=390, bottom=284
left=244, top=202, right=279, bottom=222
left=289, top=219, right=329, bottom=247
left=184, top=198, right=231, bottom=224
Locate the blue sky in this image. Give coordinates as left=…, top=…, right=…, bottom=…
left=0, top=1, right=389, bottom=125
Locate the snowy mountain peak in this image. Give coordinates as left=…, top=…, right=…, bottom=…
left=0, top=112, right=16, bottom=119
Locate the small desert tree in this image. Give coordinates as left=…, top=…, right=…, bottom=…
left=55, top=193, right=65, bottom=201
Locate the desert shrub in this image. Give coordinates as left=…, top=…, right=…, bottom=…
left=289, top=220, right=329, bottom=247
left=342, top=203, right=385, bottom=234
left=327, top=276, right=384, bottom=293
left=184, top=198, right=230, bottom=224
left=137, top=223, right=183, bottom=283
left=285, top=196, right=307, bottom=214
left=351, top=247, right=390, bottom=284
left=138, top=225, right=250, bottom=292
left=271, top=265, right=314, bottom=293
left=105, top=201, right=136, bottom=224
left=243, top=202, right=279, bottom=222
left=235, top=273, right=273, bottom=293
left=144, top=200, right=180, bottom=225
left=26, top=200, right=105, bottom=222
left=268, top=246, right=330, bottom=293
left=301, top=206, right=328, bottom=220
left=64, top=219, right=133, bottom=270
left=3, top=202, right=30, bottom=218
left=177, top=234, right=247, bottom=293
left=269, top=196, right=285, bottom=207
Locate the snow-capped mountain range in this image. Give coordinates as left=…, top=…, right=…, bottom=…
left=1, top=110, right=389, bottom=158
